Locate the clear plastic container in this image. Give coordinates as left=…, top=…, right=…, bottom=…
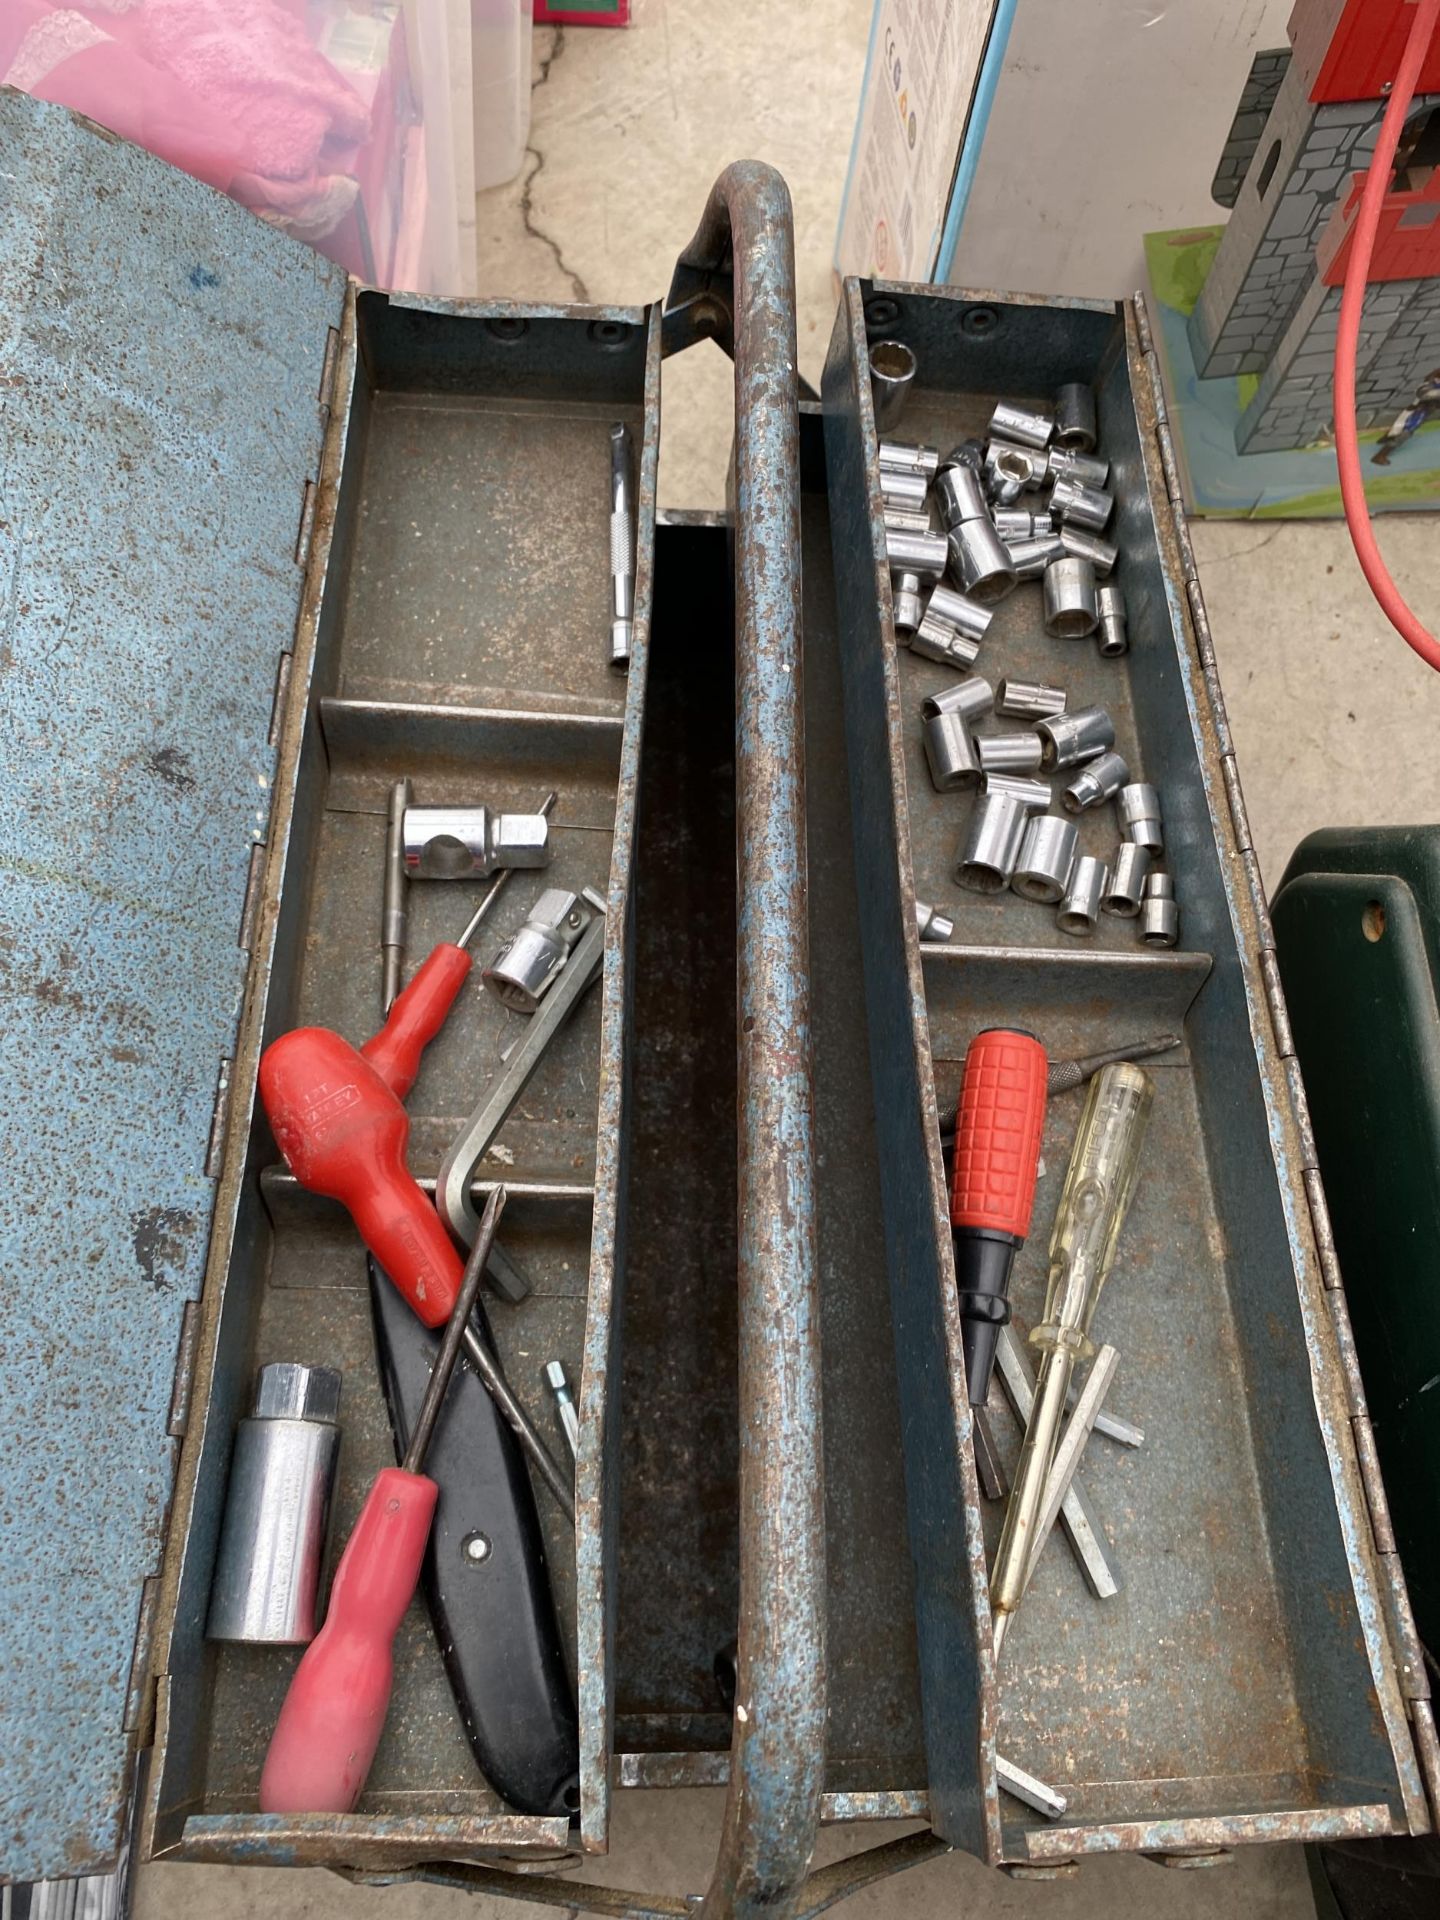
left=472, top=0, right=533, bottom=189
left=0, top=0, right=480, bottom=294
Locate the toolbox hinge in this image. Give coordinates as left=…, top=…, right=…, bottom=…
left=204, top=1055, right=233, bottom=1178
left=294, top=478, right=319, bottom=570
left=123, top=1576, right=162, bottom=1739
left=268, top=649, right=294, bottom=748
left=318, top=323, right=342, bottom=422
left=167, top=1298, right=202, bottom=1439
left=238, top=844, right=266, bottom=954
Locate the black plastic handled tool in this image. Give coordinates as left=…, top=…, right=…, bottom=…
left=369, top=1256, right=579, bottom=1818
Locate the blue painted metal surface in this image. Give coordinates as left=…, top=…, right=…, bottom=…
left=665, top=167, right=826, bottom=1920
left=0, top=92, right=344, bottom=1881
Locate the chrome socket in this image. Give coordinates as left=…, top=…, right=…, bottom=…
left=1058, top=524, right=1118, bottom=577
left=1043, top=556, right=1099, bottom=639
left=997, top=677, right=1067, bottom=721
left=207, top=1363, right=342, bottom=1645
left=1095, top=582, right=1128, bottom=657
left=1053, top=382, right=1098, bottom=453
left=869, top=339, right=917, bottom=433
left=935, top=463, right=991, bottom=526
left=892, top=570, right=923, bottom=636
left=1058, top=854, right=1109, bottom=936
left=927, top=582, right=994, bottom=643
left=1063, top=750, right=1131, bottom=813
left=923, top=711, right=982, bottom=792
left=948, top=518, right=1017, bottom=604
left=1050, top=472, right=1114, bottom=532
left=483, top=886, right=595, bottom=1012
left=989, top=401, right=1054, bottom=449
left=921, top=677, right=994, bottom=723
left=880, top=467, right=930, bottom=512
left=977, top=731, right=1045, bottom=775
left=1006, top=532, right=1066, bottom=581
left=1103, top=842, right=1152, bottom=917
left=1049, top=445, right=1111, bottom=489
left=1012, top=814, right=1079, bottom=904
left=916, top=899, right=955, bottom=943
left=982, top=772, right=1052, bottom=811
left=993, top=507, right=1050, bottom=542
left=879, top=438, right=940, bottom=479
left=884, top=506, right=934, bottom=534
left=986, top=440, right=1049, bottom=494
left=887, top=525, right=949, bottom=580
left=403, top=805, right=551, bottom=879
left=1038, top=705, right=1115, bottom=770
left=1117, top=781, right=1163, bottom=853
left=955, top=791, right=1029, bottom=892
left=911, top=614, right=981, bottom=670
left=1141, top=871, right=1180, bottom=947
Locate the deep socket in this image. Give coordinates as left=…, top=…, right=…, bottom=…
left=1141, top=871, right=1179, bottom=947
left=1053, top=382, right=1098, bottom=453
left=1103, top=842, right=1152, bottom=917
left=1117, top=782, right=1163, bottom=853
left=948, top=518, right=1016, bottom=604
left=1057, top=855, right=1109, bottom=936
left=976, top=732, right=1045, bottom=775
left=1095, top=582, right=1128, bottom=657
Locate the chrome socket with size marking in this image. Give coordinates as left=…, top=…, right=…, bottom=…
left=1012, top=815, right=1078, bottom=904
left=948, top=518, right=1017, bottom=604
left=1043, top=556, right=1099, bottom=639
left=1095, top=582, right=1128, bottom=657
left=955, top=791, right=1028, bottom=892
left=997, top=677, right=1067, bottom=721
left=1058, top=854, right=1109, bottom=935
left=1104, top=842, right=1152, bottom=917
left=1118, top=781, right=1163, bottom=853
left=1039, top=705, right=1115, bottom=770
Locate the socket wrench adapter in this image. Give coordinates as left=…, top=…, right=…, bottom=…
left=404, top=806, right=551, bottom=880
left=483, top=886, right=601, bottom=1013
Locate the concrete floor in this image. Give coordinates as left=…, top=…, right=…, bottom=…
left=135, top=3, right=1438, bottom=1914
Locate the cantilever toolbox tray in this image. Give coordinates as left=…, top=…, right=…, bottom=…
left=2, top=87, right=1435, bottom=1915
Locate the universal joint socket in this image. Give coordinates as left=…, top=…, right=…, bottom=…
left=1141, top=871, right=1180, bottom=948
left=1095, top=582, right=1128, bottom=658
left=1043, top=556, right=1099, bottom=639
left=403, top=806, right=552, bottom=880
left=1053, top=382, right=1098, bottom=454
left=1063, top=750, right=1131, bottom=813
left=1117, top=782, right=1164, bottom=853
left=989, top=401, right=1054, bottom=450
left=1038, top=705, right=1115, bottom=770
left=1103, top=842, right=1152, bottom=917
left=916, top=899, right=955, bottom=943
left=948, top=519, right=1017, bottom=604
left=483, top=886, right=601, bottom=1012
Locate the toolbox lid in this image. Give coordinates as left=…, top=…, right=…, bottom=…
left=0, top=92, right=346, bottom=1882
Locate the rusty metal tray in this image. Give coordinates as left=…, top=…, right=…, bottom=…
left=818, top=279, right=1439, bottom=1869
left=142, top=285, right=661, bottom=1871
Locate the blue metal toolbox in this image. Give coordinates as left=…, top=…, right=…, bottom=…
left=0, top=84, right=1434, bottom=1918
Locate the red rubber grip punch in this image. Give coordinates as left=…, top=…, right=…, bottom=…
left=949, top=1027, right=1047, bottom=1404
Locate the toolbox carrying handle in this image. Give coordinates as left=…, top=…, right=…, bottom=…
left=664, top=163, right=827, bottom=1920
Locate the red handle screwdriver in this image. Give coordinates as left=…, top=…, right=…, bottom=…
left=258, top=897, right=498, bottom=1327
left=260, top=1186, right=506, bottom=1815
left=950, top=1027, right=1048, bottom=1406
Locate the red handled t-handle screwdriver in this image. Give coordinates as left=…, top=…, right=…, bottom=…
left=950, top=1027, right=1048, bottom=1406
left=260, top=1186, right=506, bottom=1814
left=258, top=896, right=498, bottom=1328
